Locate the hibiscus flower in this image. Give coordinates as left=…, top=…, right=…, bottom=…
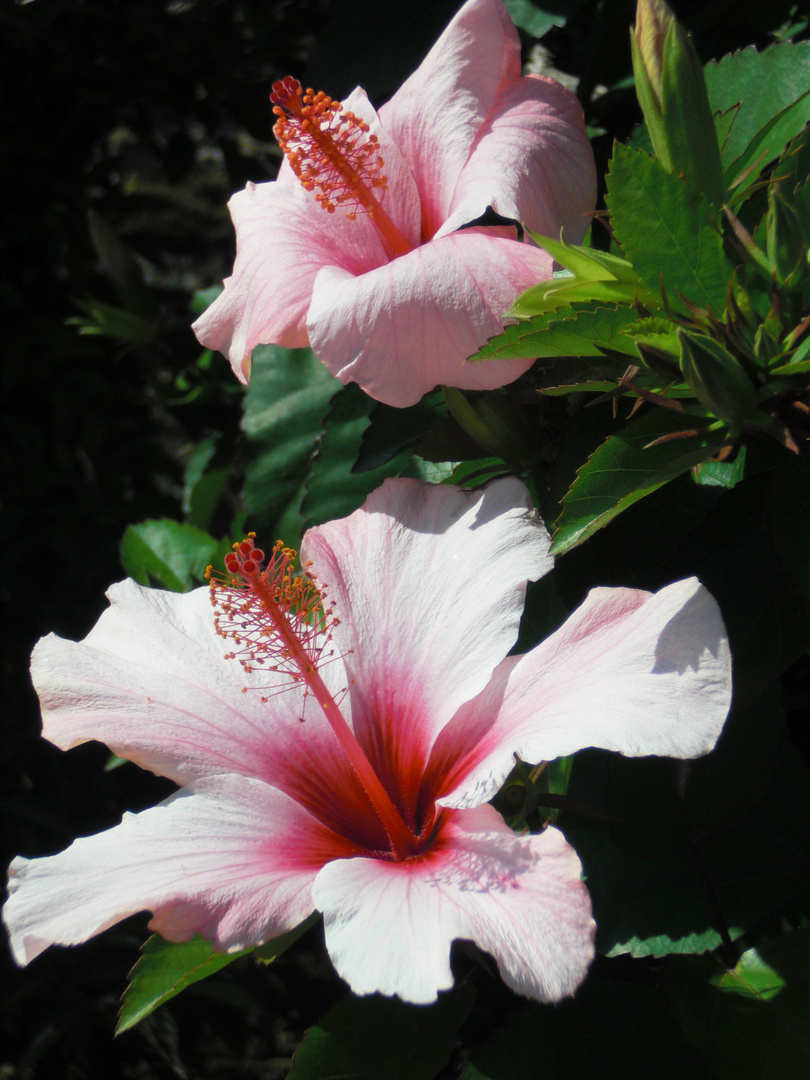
left=4, top=479, right=731, bottom=1004
left=192, top=0, right=596, bottom=407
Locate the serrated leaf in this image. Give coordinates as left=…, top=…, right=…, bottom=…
left=530, top=355, right=629, bottom=395
left=472, top=303, right=640, bottom=362
left=118, top=915, right=318, bottom=1034
left=510, top=233, right=654, bottom=318
left=551, top=409, right=717, bottom=555
left=241, top=344, right=340, bottom=532
left=607, top=144, right=731, bottom=314
left=704, top=41, right=810, bottom=186
left=510, top=276, right=648, bottom=317
left=120, top=519, right=228, bottom=592
left=289, top=986, right=475, bottom=1080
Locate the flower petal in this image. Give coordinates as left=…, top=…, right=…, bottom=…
left=432, top=579, right=732, bottom=810
left=440, top=74, right=596, bottom=243
left=31, top=580, right=388, bottom=850
left=4, top=775, right=356, bottom=966
left=312, top=804, right=594, bottom=1004
left=379, top=0, right=521, bottom=238
left=307, top=227, right=553, bottom=406
left=192, top=88, right=421, bottom=382
left=303, top=478, right=552, bottom=826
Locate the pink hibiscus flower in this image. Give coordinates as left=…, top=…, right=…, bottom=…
left=192, top=0, right=596, bottom=407
left=4, top=479, right=731, bottom=1004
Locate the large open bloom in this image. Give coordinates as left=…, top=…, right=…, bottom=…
left=5, top=479, right=731, bottom=1004
left=192, top=0, right=596, bottom=407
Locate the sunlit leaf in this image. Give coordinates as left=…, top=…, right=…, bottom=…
left=551, top=410, right=717, bottom=555
left=606, top=144, right=731, bottom=314
left=118, top=915, right=318, bottom=1034
left=120, top=519, right=229, bottom=592
left=703, top=41, right=810, bottom=186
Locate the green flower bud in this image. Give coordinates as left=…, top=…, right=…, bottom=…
left=632, top=0, right=723, bottom=203
left=678, top=328, right=758, bottom=424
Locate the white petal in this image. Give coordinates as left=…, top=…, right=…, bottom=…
left=436, top=579, right=732, bottom=809
left=312, top=805, right=594, bottom=1004
left=303, top=478, right=551, bottom=824
left=30, top=581, right=386, bottom=848
left=4, top=776, right=354, bottom=966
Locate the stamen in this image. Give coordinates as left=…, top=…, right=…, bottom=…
left=208, top=537, right=419, bottom=859
left=271, top=76, right=412, bottom=259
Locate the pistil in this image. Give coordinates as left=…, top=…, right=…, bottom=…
left=209, top=538, right=419, bottom=860
left=271, top=76, right=412, bottom=260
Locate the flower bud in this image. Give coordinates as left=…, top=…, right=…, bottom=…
left=678, top=328, right=758, bottom=424
left=631, top=0, right=723, bottom=203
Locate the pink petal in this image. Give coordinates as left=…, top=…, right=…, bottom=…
left=192, top=88, right=421, bottom=383
left=31, top=580, right=388, bottom=850
left=311, top=804, right=594, bottom=1004
left=4, top=775, right=357, bottom=966
left=306, top=227, right=554, bottom=407
left=430, top=579, right=732, bottom=810
left=303, top=478, right=552, bottom=828
left=440, top=75, right=596, bottom=243
left=380, top=0, right=521, bottom=239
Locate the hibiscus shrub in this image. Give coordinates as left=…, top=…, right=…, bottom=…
left=3, top=1, right=809, bottom=1078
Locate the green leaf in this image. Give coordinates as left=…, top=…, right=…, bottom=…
left=462, top=979, right=708, bottom=1080
left=118, top=915, right=318, bottom=1034
left=120, top=519, right=228, bottom=592
left=606, top=144, right=731, bottom=314
left=551, top=409, right=717, bottom=555
left=472, top=303, right=640, bottom=362
left=502, top=0, right=565, bottom=39
left=241, top=344, right=340, bottom=533
left=510, top=234, right=654, bottom=318
left=289, top=986, right=475, bottom=1080
left=566, top=734, right=810, bottom=961
left=354, top=395, right=442, bottom=473
left=710, top=947, right=787, bottom=1000
left=664, top=931, right=810, bottom=1079
left=703, top=42, right=810, bottom=187
left=301, top=383, right=413, bottom=530
left=691, top=446, right=746, bottom=488
left=530, top=355, right=629, bottom=396
left=68, top=297, right=157, bottom=346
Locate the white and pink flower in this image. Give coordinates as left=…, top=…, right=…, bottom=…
left=193, top=0, right=596, bottom=407
left=4, top=479, right=731, bottom=1004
